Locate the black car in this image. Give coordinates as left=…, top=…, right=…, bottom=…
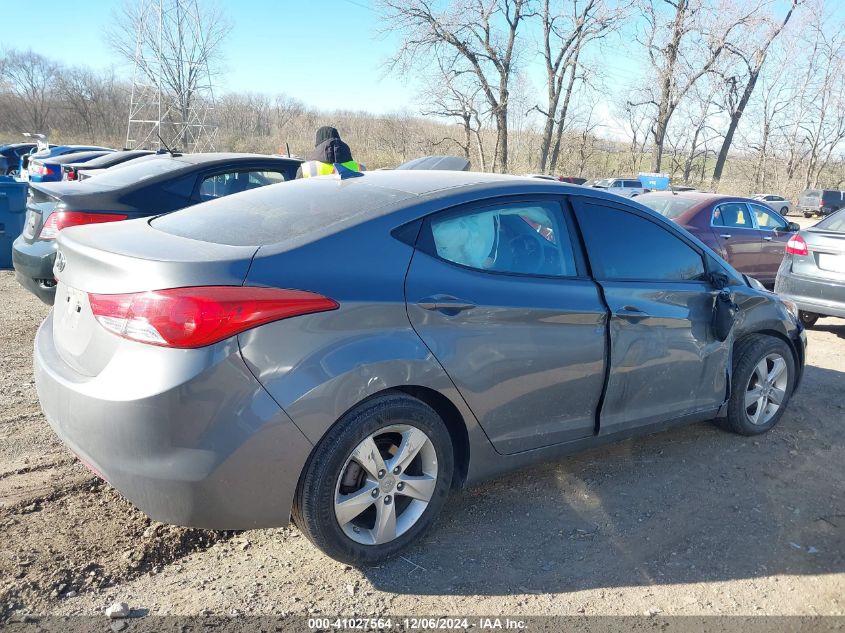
left=63, top=149, right=156, bottom=181
left=13, top=153, right=302, bottom=304
left=797, top=189, right=845, bottom=217
left=0, top=143, right=54, bottom=175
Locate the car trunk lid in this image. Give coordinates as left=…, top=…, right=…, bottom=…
left=793, top=229, right=845, bottom=280
left=52, top=219, right=258, bottom=377
left=21, top=185, right=62, bottom=243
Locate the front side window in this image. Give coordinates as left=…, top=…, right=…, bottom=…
left=713, top=203, right=753, bottom=228
left=751, top=205, right=787, bottom=230
left=428, top=202, right=576, bottom=277
left=576, top=204, right=705, bottom=281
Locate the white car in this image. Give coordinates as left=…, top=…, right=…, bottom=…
left=592, top=178, right=649, bottom=198
left=753, top=193, right=794, bottom=216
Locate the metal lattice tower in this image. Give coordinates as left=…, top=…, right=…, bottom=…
left=125, top=0, right=217, bottom=152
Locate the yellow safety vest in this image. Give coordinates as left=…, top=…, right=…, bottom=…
left=301, top=160, right=364, bottom=178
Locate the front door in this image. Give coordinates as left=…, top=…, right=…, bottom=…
left=405, top=198, right=608, bottom=455
left=572, top=198, right=728, bottom=434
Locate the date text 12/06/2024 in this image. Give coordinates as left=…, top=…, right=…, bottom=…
left=307, top=617, right=527, bottom=630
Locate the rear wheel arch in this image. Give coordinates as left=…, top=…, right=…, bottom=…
left=392, top=385, right=470, bottom=489
left=295, top=386, right=470, bottom=493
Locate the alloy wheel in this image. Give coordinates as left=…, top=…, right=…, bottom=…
left=744, top=353, right=789, bottom=426
left=334, top=424, right=438, bottom=545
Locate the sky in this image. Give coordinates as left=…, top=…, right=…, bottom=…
left=1, top=0, right=423, bottom=113
left=1, top=0, right=814, bottom=141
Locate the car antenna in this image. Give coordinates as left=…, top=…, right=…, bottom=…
left=156, top=133, right=177, bottom=157
left=285, top=142, right=291, bottom=158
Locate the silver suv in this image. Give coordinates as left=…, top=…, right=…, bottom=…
left=593, top=178, right=648, bottom=198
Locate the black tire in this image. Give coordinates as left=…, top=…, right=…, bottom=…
left=716, top=334, right=795, bottom=436
left=292, top=392, right=454, bottom=566
left=804, top=213, right=812, bottom=218
left=799, top=311, right=819, bottom=328
left=781, top=206, right=790, bottom=216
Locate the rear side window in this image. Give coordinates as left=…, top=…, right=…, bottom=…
left=576, top=204, right=705, bottom=282
left=426, top=201, right=577, bottom=277
left=624, top=180, right=642, bottom=188
left=713, top=203, right=753, bottom=228
left=199, top=171, right=249, bottom=200
left=246, top=170, right=285, bottom=189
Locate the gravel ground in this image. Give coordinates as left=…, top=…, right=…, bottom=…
left=1, top=251, right=843, bottom=621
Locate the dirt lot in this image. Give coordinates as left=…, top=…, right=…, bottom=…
left=1, top=257, right=844, bottom=621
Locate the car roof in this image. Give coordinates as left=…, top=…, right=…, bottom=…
left=152, top=169, right=683, bottom=251
left=42, top=150, right=113, bottom=164
left=640, top=191, right=754, bottom=203
left=169, top=152, right=303, bottom=165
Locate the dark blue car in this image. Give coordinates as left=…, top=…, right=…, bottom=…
left=24, top=145, right=113, bottom=182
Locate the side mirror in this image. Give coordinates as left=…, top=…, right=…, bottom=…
left=787, top=222, right=801, bottom=232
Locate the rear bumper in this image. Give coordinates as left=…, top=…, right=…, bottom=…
left=12, top=235, right=57, bottom=304
left=776, top=269, right=845, bottom=319
left=34, top=313, right=313, bottom=530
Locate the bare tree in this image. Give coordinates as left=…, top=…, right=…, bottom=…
left=0, top=49, right=58, bottom=132
left=108, top=0, right=231, bottom=149
left=380, top=0, right=536, bottom=172
left=710, top=0, right=799, bottom=188
left=632, top=0, right=761, bottom=172
left=420, top=52, right=489, bottom=168
left=535, top=0, right=626, bottom=172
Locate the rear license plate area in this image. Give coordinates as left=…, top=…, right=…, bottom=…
left=817, top=253, right=845, bottom=274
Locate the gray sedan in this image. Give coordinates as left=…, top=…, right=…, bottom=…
left=775, top=209, right=845, bottom=326
left=34, top=171, right=805, bottom=565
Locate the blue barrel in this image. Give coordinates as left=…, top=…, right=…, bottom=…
left=0, top=176, right=28, bottom=269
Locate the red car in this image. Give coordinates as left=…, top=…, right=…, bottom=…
left=638, top=192, right=800, bottom=287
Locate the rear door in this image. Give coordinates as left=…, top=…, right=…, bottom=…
left=572, top=198, right=727, bottom=434
left=750, top=203, right=794, bottom=285
left=710, top=201, right=765, bottom=277
left=405, top=197, right=607, bottom=454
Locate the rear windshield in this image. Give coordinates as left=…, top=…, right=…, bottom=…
left=87, top=157, right=186, bottom=187
left=814, top=210, right=845, bottom=232
left=638, top=196, right=698, bottom=219
left=152, top=178, right=414, bottom=246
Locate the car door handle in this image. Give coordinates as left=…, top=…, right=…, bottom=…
left=417, top=296, right=477, bottom=313
left=615, top=305, right=648, bottom=320
left=719, top=233, right=732, bottom=239
left=763, top=236, right=773, bottom=241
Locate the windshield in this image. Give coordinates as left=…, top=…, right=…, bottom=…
left=592, top=179, right=610, bottom=188
left=814, top=209, right=845, bottom=233
left=638, top=196, right=699, bottom=219
left=87, top=157, right=185, bottom=187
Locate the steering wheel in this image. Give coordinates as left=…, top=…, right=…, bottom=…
left=506, top=232, right=556, bottom=274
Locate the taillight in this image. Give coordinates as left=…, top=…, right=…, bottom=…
left=88, top=286, right=338, bottom=348
left=786, top=234, right=808, bottom=256
left=39, top=211, right=128, bottom=240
